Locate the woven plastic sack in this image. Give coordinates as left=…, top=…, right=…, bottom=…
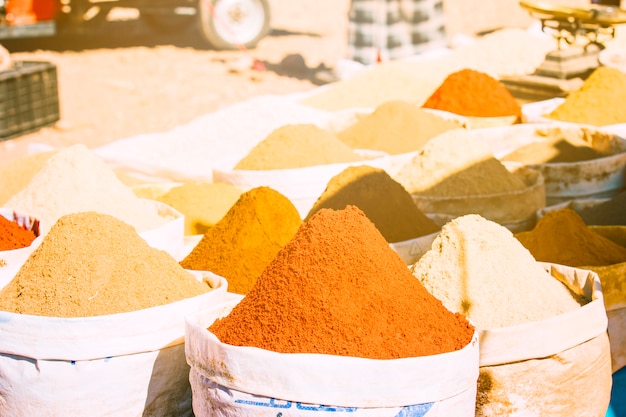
left=186, top=299, right=480, bottom=417
left=0, top=271, right=228, bottom=417
left=137, top=199, right=185, bottom=258
left=476, top=263, right=612, bottom=417
left=389, top=231, right=438, bottom=265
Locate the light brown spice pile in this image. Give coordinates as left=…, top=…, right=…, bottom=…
left=336, top=100, right=464, bottom=155
left=0, top=212, right=211, bottom=317
left=234, top=124, right=363, bottom=170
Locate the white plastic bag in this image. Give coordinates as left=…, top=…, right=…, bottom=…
left=389, top=232, right=438, bottom=265
left=186, top=299, right=480, bottom=417
left=138, top=199, right=185, bottom=257
left=0, top=271, right=228, bottom=417
left=484, top=125, right=626, bottom=205
left=476, top=263, right=612, bottom=417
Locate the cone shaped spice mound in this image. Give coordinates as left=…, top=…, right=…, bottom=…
left=234, top=124, right=363, bottom=170
left=209, top=205, right=475, bottom=359
left=422, top=68, right=521, bottom=118
left=395, top=129, right=526, bottom=196
left=4, top=144, right=167, bottom=234
left=500, top=129, right=610, bottom=164
left=306, top=165, right=439, bottom=243
left=412, top=214, right=586, bottom=329
left=155, top=182, right=243, bottom=235
left=515, top=208, right=626, bottom=267
left=0, top=216, right=36, bottom=250
left=0, top=212, right=211, bottom=317
left=336, top=100, right=464, bottom=155
left=180, top=187, right=301, bottom=295
left=547, top=67, right=626, bottom=126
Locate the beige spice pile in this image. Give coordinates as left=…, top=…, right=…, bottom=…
left=0, top=212, right=212, bottom=317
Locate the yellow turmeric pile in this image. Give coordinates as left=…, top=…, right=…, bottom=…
left=515, top=208, right=626, bottom=266
left=547, top=67, right=626, bottom=126
left=180, top=186, right=301, bottom=295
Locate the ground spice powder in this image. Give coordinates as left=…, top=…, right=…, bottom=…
left=422, top=68, right=521, bottom=118
left=156, top=182, right=243, bottom=235
left=180, top=186, right=301, bottom=295
left=547, top=66, right=626, bottom=126
left=0, top=215, right=36, bottom=251
left=4, top=144, right=168, bottom=234
left=515, top=208, right=626, bottom=267
left=501, top=128, right=610, bottom=164
left=395, top=129, right=526, bottom=196
left=0, top=212, right=211, bottom=317
left=234, top=124, right=363, bottom=170
left=0, top=151, right=54, bottom=206
left=336, top=100, right=464, bottom=155
left=306, top=165, right=440, bottom=242
left=209, top=205, right=474, bottom=359
left=412, top=214, right=585, bottom=329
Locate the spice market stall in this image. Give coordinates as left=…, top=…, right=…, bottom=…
left=2, top=0, right=626, bottom=415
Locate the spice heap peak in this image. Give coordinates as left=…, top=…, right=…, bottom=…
left=4, top=144, right=167, bottom=235
left=411, top=214, right=586, bottom=329
left=0, top=212, right=210, bottom=317
left=181, top=186, right=301, bottom=295
left=422, top=68, right=521, bottom=118
left=210, top=205, right=474, bottom=360
left=234, top=124, right=363, bottom=170
left=336, top=100, right=464, bottom=155
left=395, top=129, right=526, bottom=196
left=306, top=165, right=439, bottom=243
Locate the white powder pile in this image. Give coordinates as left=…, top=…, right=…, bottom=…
left=410, top=214, right=585, bottom=329
left=393, top=129, right=526, bottom=196
left=92, top=95, right=333, bottom=182
left=4, top=144, right=168, bottom=234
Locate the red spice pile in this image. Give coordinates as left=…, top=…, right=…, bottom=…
left=0, top=215, right=37, bottom=251
left=210, top=205, right=474, bottom=360
left=422, top=68, right=521, bottom=118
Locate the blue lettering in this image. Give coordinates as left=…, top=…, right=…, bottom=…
left=394, top=403, right=434, bottom=417
left=235, top=398, right=292, bottom=409
left=295, top=403, right=357, bottom=412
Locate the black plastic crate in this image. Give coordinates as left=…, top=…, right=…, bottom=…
left=0, top=60, right=60, bottom=141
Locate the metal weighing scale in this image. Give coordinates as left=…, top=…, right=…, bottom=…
left=499, top=0, right=626, bottom=101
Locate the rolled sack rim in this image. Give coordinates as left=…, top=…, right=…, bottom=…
left=185, top=302, right=480, bottom=408
left=0, top=271, right=228, bottom=361
left=531, top=152, right=626, bottom=197
left=478, top=262, right=608, bottom=367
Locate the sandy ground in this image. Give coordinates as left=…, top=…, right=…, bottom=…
left=0, top=0, right=542, bottom=165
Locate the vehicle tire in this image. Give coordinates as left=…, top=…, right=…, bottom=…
left=197, top=0, right=271, bottom=50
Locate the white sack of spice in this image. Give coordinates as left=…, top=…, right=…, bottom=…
left=92, top=95, right=334, bottom=183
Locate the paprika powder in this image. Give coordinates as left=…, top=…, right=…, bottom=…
left=0, top=214, right=36, bottom=251
left=209, top=205, right=474, bottom=359
left=422, top=68, right=521, bottom=118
